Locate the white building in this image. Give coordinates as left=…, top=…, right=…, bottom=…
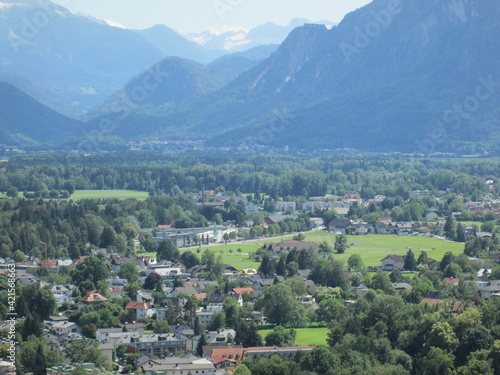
left=276, top=201, right=296, bottom=212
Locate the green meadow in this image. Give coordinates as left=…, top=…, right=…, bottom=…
left=259, top=327, right=329, bottom=347
left=142, top=232, right=465, bottom=270
left=303, top=233, right=465, bottom=267
left=71, top=190, right=149, bottom=200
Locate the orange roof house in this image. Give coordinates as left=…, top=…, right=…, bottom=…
left=78, top=293, right=108, bottom=309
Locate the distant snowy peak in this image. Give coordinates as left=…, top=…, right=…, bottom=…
left=185, top=18, right=335, bottom=52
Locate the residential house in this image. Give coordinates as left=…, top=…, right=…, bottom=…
left=110, top=287, right=127, bottom=298
left=328, top=219, right=351, bottom=234
left=264, top=214, right=298, bottom=225
left=206, top=329, right=237, bottom=346
left=51, top=285, right=73, bottom=304
left=393, top=282, right=413, bottom=295
left=479, top=280, right=500, bottom=299
left=110, top=256, right=146, bottom=273
left=209, top=347, right=245, bottom=371
left=210, top=346, right=315, bottom=370
left=56, top=259, right=73, bottom=271
left=125, top=302, right=155, bottom=319
left=250, top=310, right=267, bottom=325
left=349, top=221, right=372, bottom=236
left=380, top=255, right=406, bottom=272
left=195, top=309, right=216, bottom=326
left=97, top=328, right=133, bottom=345
left=38, top=259, right=58, bottom=271
left=233, top=288, right=254, bottom=306
left=302, top=201, right=333, bottom=212
left=245, top=203, right=260, bottom=213
left=167, top=286, right=198, bottom=298
left=118, top=322, right=146, bottom=333
left=51, top=321, right=81, bottom=336
left=309, top=217, right=324, bottom=228
left=78, top=293, right=108, bottom=309
left=99, top=342, right=114, bottom=364
left=137, top=356, right=216, bottom=375
left=223, top=264, right=239, bottom=276
left=108, top=276, right=128, bottom=289
left=276, top=201, right=297, bottom=212
left=342, top=194, right=363, bottom=206
left=207, top=293, right=230, bottom=311
left=128, top=333, right=187, bottom=356
left=367, top=195, right=386, bottom=206
left=387, top=222, right=414, bottom=236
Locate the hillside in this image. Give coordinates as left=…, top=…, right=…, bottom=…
left=111, top=0, right=496, bottom=154
left=0, top=0, right=165, bottom=111
left=0, top=82, right=81, bottom=144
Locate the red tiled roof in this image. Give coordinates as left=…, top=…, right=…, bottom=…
left=233, top=288, right=254, bottom=295
left=443, top=278, right=460, bottom=285
left=194, top=293, right=207, bottom=301
left=78, top=293, right=108, bottom=303
left=210, top=348, right=245, bottom=365
left=125, top=302, right=152, bottom=310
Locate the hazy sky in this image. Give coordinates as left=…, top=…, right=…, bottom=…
left=53, top=0, right=372, bottom=34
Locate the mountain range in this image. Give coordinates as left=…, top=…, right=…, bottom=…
left=0, top=0, right=319, bottom=114
left=184, top=18, right=335, bottom=52
left=1, top=0, right=499, bottom=154
left=0, top=82, right=79, bottom=145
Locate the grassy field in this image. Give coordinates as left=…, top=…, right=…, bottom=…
left=303, top=233, right=464, bottom=266
left=139, top=232, right=465, bottom=270
left=71, top=190, right=149, bottom=200
left=259, top=327, right=329, bottom=346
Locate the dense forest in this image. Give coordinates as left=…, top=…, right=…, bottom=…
left=1, top=153, right=497, bottom=198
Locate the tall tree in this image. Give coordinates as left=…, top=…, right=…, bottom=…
left=262, top=284, right=308, bottom=327
left=265, top=326, right=296, bottom=347
left=99, top=226, right=116, bottom=248
left=334, top=234, right=349, bottom=254
left=156, top=239, right=180, bottom=261
left=444, top=216, right=457, bottom=241
left=456, top=223, right=466, bottom=242
left=418, top=251, right=429, bottom=266
left=404, top=249, right=418, bottom=271
left=197, top=333, right=207, bottom=356
left=118, top=262, right=140, bottom=283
